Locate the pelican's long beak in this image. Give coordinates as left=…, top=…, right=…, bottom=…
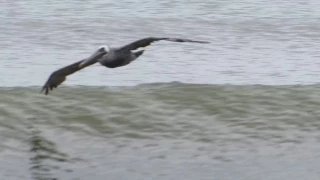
left=79, top=49, right=106, bottom=68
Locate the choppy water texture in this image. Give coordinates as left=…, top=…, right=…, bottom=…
left=1, top=0, right=320, bottom=180
left=1, top=84, right=320, bottom=180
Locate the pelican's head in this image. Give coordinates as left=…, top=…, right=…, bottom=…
left=98, top=45, right=111, bottom=53
left=78, top=45, right=110, bottom=68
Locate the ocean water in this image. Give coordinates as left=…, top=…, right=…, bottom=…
left=1, top=0, right=320, bottom=180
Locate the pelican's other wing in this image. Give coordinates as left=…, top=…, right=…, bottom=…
left=120, top=37, right=209, bottom=51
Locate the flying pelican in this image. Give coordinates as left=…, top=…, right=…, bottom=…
left=41, top=37, right=209, bottom=95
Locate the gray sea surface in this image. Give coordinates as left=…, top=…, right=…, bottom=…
left=1, top=1, right=320, bottom=180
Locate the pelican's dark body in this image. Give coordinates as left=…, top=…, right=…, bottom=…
left=99, top=49, right=144, bottom=68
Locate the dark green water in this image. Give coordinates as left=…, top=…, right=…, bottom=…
left=1, top=83, right=320, bottom=179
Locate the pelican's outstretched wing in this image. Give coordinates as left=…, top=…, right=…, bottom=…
left=120, top=37, right=210, bottom=51
left=41, top=48, right=107, bottom=95
left=41, top=59, right=91, bottom=95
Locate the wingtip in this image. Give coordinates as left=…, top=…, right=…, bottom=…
left=166, top=38, right=210, bottom=44
left=198, top=41, right=210, bottom=44
left=191, top=39, right=210, bottom=44
left=40, top=86, right=49, bottom=95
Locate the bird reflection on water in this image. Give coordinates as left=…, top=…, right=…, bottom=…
left=28, top=121, right=69, bottom=180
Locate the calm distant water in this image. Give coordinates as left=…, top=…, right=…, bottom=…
left=1, top=1, right=320, bottom=180
left=1, top=0, right=320, bottom=86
